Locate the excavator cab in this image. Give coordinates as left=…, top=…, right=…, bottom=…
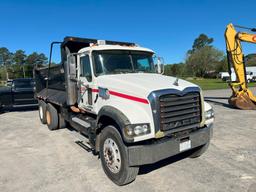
left=225, top=23, right=256, bottom=110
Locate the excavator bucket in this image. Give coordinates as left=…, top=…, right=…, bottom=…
left=229, top=92, right=256, bottom=110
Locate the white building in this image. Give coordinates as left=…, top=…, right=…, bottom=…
left=220, top=66, right=256, bottom=82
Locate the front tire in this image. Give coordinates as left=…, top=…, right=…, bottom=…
left=99, top=126, right=139, bottom=186
left=46, top=103, right=59, bottom=130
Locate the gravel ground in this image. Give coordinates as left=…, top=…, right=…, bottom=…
left=0, top=89, right=256, bottom=192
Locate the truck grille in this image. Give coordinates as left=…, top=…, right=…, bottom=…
left=159, top=92, right=201, bottom=131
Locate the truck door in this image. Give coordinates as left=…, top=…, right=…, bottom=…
left=78, top=54, right=94, bottom=112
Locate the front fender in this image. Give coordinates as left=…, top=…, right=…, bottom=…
left=97, top=105, right=132, bottom=142
left=97, top=100, right=155, bottom=142
left=97, top=105, right=130, bottom=129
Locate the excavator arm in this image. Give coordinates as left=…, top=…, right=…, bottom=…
left=224, top=23, right=256, bottom=109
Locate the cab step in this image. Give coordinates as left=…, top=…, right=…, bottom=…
left=69, top=130, right=92, bottom=152
left=75, top=140, right=92, bottom=152
left=71, top=117, right=91, bottom=128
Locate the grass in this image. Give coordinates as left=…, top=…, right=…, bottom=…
left=186, top=78, right=256, bottom=90
left=0, top=78, right=254, bottom=90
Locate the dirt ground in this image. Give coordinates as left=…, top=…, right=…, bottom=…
left=0, top=89, right=255, bottom=192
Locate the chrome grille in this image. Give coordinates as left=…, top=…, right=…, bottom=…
left=159, top=92, right=201, bottom=131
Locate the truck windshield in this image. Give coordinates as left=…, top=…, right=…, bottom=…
left=92, top=50, right=155, bottom=76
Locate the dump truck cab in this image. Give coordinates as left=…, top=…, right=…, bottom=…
left=35, top=37, right=214, bottom=185
left=76, top=44, right=159, bottom=142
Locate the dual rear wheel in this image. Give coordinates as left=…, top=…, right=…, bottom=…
left=38, top=100, right=66, bottom=130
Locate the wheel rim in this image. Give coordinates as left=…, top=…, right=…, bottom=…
left=46, top=111, right=51, bottom=125
left=103, top=138, right=121, bottom=174
left=39, top=106, right=43, bottom=119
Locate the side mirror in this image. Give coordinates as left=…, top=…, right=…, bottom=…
left=11, top=82, right=16, bottom=91
left=155, top=56, right=165, bottom=74
left=159, top=64, right=165, bottom=74
left=68, top=55, right=77, bottom=80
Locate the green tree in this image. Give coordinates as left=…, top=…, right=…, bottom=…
left=0, top=47, right=13, bottom=65
left=26, top=52, right=48, bottom=67
left=186, top=34, right=225, bottom=77
left=13, top=50, right=26, bottom=65
left=186, top=46, right=224, bottom=77
left=0, top=48, right=48, bottom=80
left=188, top=34, right=214, bottom=54
left=13, top=50, right=27, bottom=78
left=215, top=56, right=228, bottom=73
left=164, top=63, right=189, bottom=77
left=245, top=54, right=256, bottom=66
left=0, top=47, right=13, bottom=80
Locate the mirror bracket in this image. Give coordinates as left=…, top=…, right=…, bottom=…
left=68, top=55, right=77, bottom=81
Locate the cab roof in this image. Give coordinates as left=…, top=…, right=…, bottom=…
left=61, top=36, right=154, bottom=54
left=78, top=44, right=154, bottom=54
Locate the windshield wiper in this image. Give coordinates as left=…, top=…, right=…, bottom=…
left=112, top=69, right=134, bottom=74
left=134, top=69, right=155, bottom=73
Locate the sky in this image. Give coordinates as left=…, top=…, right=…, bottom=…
left=0, top=0, right=256, bottom=64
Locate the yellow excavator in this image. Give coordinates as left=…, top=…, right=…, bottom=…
left=224, top=23, right=256, bottom=109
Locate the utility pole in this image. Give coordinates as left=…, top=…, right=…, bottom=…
left=0, top=55, right=2, bottom=81
left=21, top=61, right=25, bottom=78
left=0, top=55, right=9, bottom=80
left=23, top=65, right=25, bottom=78
left=0, top=55, right=2, bottom=66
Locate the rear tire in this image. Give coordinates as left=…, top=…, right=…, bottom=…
left=0, top=104, right=3, bottom=113
left=46, top=103, right=59, bottom=130
left=38, top=100, right=47, bottom=124
left=190, top=142, right=209, bottom=158
left=99, top=125, right=139, bottom=186
left=58, top=113, right=66, bottom=129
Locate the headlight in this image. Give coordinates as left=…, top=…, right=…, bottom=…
left=205, top=108, right=214, bottom=120
left=124, top=124, right=150, bottom=137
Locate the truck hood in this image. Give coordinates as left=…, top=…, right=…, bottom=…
left=95, top=73, right=200, bottom=98
left=0, top=86, right=11, bottom=95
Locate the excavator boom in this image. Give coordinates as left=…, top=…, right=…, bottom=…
left=224, top=23, right=256, bottom=109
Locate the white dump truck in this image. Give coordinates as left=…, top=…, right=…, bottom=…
left=35, top=37, right=214, bottom=185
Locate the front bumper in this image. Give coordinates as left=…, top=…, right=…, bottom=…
left=127, top=124, right=213, bottom=166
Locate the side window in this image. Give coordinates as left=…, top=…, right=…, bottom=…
left=80, top=55, right=92, bottom=82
